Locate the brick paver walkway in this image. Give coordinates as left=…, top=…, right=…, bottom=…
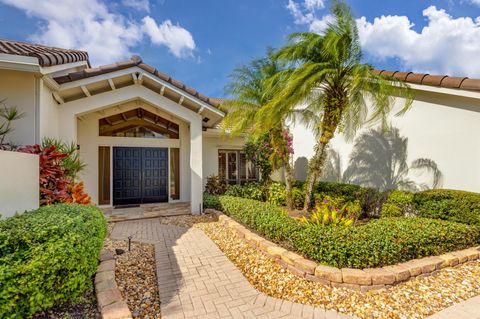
left=111, top=219, right=356, bottom=319
left=426, top=296, right=480, bottom=319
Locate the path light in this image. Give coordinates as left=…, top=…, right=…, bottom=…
left=128, top=235, right=132, bottom=251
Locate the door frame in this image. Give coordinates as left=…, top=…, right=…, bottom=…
left=98, top=144, right=182, bottom=207
left=112, top=146, right=169, bottom=206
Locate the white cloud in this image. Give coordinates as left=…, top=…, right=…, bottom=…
left=142, top=17, right=195, bottom=58
left=287, top=0, right=324, bottom=25
left=122, top=0, right=150, bottom=12
left=0, top=0, right=196, bottom=65
left=357, top=6, right=480, bottom=77
left=286, top=1, right=480, bottom=77
left=470, top=0, right=480, bottom=5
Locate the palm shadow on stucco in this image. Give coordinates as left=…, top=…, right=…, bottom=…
left=294, top=157, right=308, bottom=182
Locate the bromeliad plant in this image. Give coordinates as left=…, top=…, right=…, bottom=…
left=301, top=195, right=361, bottom=227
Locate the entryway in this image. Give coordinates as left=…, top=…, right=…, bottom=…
left=113, top=147, right=168, bottom=206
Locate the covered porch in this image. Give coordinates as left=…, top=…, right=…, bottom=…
left=49, top=58, right=225, bottom=214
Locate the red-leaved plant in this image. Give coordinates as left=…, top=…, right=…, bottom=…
left=17, top=145, right=71, bottom=205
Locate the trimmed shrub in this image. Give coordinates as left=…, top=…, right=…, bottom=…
left=0, top=204, right=107, bottom=318
left=204, top=193, right=222, bottom=210
left=225, top=183, right=265, bottom=201
left=380, top=190, right=415, bottom=218
left=211, top=195, right=479, bottom=268
left=414, top=189, right=480, bottom=227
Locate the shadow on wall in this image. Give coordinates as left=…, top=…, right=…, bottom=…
left=322, top=127, right=444, bottom=192
left=294, top=157, right=308, bottom=181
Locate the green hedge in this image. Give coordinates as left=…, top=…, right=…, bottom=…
left=0, top=204, right=107, bottom=318
left=414, top=189, right=480, bottom=227
left=205, top=195, right=479, bottom=268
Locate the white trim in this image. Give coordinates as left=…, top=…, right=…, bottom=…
left=108, top=78, right=116, bottom=90
left=0, top=54, right=40, bottom=72
left=40, top=61, right=88, bottom=75
left=408, top=83, right=480, bottom=100
left=81, top=85, right=91, bottom=97
left=58, top=68, right=136, bottom=90
left=140, top=70, right=225, bottom=117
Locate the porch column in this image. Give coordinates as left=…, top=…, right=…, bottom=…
left=190, top=117, right=203, bottom=214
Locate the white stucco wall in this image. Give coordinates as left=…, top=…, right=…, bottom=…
left=0, top=150, right=39, bottom=218
left=290, top=87, right=480, bottom=192
left=39, top=79, right=60, bottom=140
left=77, top=101, right=191, bottom=205
left=0, top=69, right=37, bottom=146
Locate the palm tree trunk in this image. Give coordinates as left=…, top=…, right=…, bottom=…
left=302, top=137, right=331, bottom=211
left=284, top=159, right=294, bottom=210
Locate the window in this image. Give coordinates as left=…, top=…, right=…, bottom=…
left=170, top=148, right=180, bottom=200
left=98, top=146, right=111, bottom=205
left=99, top=108, right=179, bottom=139
left=218, top=150, right=259, bottom=184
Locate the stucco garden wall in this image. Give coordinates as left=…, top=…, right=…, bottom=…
left=0, top=150, right=39, bottom=218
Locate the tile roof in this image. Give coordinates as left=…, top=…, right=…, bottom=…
left=53, top=56, right=222, bottom=109
left=0, top=38, right=89, bottom=67
left=373, top=70, right=480, bottom=92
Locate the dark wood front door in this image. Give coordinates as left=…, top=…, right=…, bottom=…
left=113, top=147, right=168, bottom=206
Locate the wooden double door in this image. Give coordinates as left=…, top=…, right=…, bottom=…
left=113, top=147, right=168, bottom=206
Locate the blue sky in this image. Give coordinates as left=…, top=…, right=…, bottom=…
left=1, top=0, right=479, bottom=98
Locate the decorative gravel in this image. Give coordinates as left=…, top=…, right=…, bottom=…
left=195, top=220, right=480, bottom=319
left=104, top=236, right=161, bottom=319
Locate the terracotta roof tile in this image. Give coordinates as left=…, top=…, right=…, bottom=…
left=374, top=69, right=480, bottom=93
left=405, top=73, right=429, bottom=84
left=460, top=79, right=480, bottom=91
left=422, top=75, right=448, bottom=86
left=53, top=56, right=221, bottom=109
left=0, top=38, right=89, bottom=67
left=392, top=72, right=412, bottom=81
left=441, top=77, right=468, bottom=89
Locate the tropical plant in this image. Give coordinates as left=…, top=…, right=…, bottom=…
left=221, top=50, right=298, bottom=209
left=269, top=0, right=412, bottom=210
left=0, top=99, right=24, bottom=150
left=205, top=175, right=227, bottom=195
left=243, top=133, right=273, bottom=182
left=42, top=138, right=86, bottom=181
left=345, top=127, right=443, bottom=191
left=301, top=195, right=360, bottom=227
left=66, top=181, right=92, bottom=205
left=17, top=145, right=71, bottom=205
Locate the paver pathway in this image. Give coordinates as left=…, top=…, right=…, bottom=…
left=111, top=219, right=356, bottom=319
left=426, top=296, right=480, bottom=319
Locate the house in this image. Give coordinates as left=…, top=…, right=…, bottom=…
left=1, top=39, right=480, bottom=215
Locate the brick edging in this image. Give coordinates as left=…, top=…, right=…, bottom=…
left=206, top=209, right=480, bottom=292
left=95, top=250, right=132, bottom=319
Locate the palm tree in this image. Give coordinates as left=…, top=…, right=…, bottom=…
left=0, top=99, right=24, bottom=149
left=221, top=50, right=297, bottom=209
left=267, top=0, right=412, bottom=210
left=344, top=127, right=443, bottom=191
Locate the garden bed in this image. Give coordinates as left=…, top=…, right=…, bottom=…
left=195, top=219, right=480, bottom=319
left=209, top=208, right=480, bottom=291
left=204, top=195, right=479, bottom=268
